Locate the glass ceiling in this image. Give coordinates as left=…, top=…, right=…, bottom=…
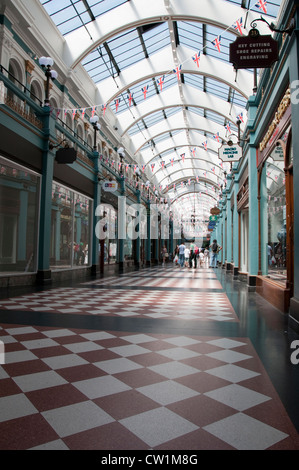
left=39, top=0, right=281, bottom=233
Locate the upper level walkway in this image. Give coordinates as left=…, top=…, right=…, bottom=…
left=0, top=264, right=298, bottom=451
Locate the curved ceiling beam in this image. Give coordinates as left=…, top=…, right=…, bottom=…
left=63, top=0, right=269, bottom=68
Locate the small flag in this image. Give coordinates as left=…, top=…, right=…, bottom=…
left=213, top=132, right=220, bottom=143
left=127, top=93, right=133, bottom=107
left=233, top=17, right=243, bottom=35
left=157, top=76, right=165, bottom=92
left=192, top=51, right=201, bottom=68
left=115, top=98, right=120, bottom=112
left=225, top=123, right=232, bottom=135
left=102, top=103, right=107, bottom=116
left=237, top=112, right=244, bottom=123
left=72, top=109, right=77, bottom=120
left=173, top=65, right=182, bottom=81
left=191, top=148, right=196, bottom=157
left=202, top=141, right=208, bottom=151
left=255, top=0, right=267, bottom=14
left=151, top=163, right=155, bottom=172
left=181, top=153, right=185, bottom=163
left=91, top=106, right=96, bottom=117
left=81, top=108, right=86, bottom=119
left=142, top=85, right=149, bottom=99
left=212, top=36, right=221, bottom=53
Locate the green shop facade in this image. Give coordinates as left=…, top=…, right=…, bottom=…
left=211, top=0, right=299, bottom=332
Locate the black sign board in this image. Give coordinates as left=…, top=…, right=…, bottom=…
left=230, top=32, right=278, bottom=69
left=55, top=148, right=77, bottom=164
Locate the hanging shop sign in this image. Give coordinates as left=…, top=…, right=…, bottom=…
left=230, top=31, right=278, bottom=70
left=102, top=180, right=118, bottom=192
left=218, top=143, right=242, bottom=162
left=209, top=215, right=218, bottom=222
left=55, top=147, right=77, bottom=164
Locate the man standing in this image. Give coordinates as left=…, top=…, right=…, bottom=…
left=210, top=239, right=222, bottom=268
left=179, top=242, right=186, bottom=268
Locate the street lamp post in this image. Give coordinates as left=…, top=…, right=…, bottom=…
left=38, top=56, right=58, bottom=106
left=90, top=115, right=101, bottom=151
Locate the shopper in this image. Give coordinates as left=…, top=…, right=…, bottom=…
left=210, top=239, right=222, bottom=268
left=179, top=242, right=186, bottom=268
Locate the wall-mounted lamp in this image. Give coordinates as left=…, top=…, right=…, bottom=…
left=38, top=56, right=58, bottom=106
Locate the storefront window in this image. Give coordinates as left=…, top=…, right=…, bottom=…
left=266, top=154, right=286, bottom=285
left=50, top=183, right=92, bottom=269
left=0, top=156, right=40, bottom=273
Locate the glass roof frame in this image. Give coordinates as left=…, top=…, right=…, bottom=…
left=39, top=0, right=282, bottom=220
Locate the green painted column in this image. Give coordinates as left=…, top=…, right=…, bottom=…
left=232, top=171, right=239, bottom=271
left=247, top=95, right=259, bottom=281
left=37, top=108, right=56, bottom=284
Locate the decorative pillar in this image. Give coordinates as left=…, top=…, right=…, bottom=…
left=247, top=95, right=259, bottom=288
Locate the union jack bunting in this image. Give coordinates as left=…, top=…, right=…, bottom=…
left=213, top=132, right=220, bottom=143
left=173, top=65, right=182, bottom=81
left=225, top=123, right=232, bottom=134
left=157, top=76, right=165, bottom=92
left=237, top=112, right=244, bottom=123
left=127, top=93, right=133, bottom=107
left=196, top=176, right=199, bottom=182
left=202, top=141, right=208, bottom=151
left=180, top=153, right=185, bottom=162
left=191, top=148, right=196, bottom=157
left=151, top=163, right=155, bottom=172
left=255, top=0, right=267, bottom=14
left=102, top=103, right=107, bottom=116
left=233, top=17, right=243, bottom=35
left=91, top=106, right=96, bottom=117
left=142, top=165, right=145, bottom=172
left=142, top=85, right=149, bottom=99
left=81, top=108, right=86, bottom=119
left=192, top=51, right=201, bottom=68
left=212, top=36, right=221, bottom=53
left=114, top=98, right=120, bottom=112
left=170, top=158, right=174, bottom=166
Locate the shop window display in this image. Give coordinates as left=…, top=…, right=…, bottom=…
left=266, top=150, right=286, bottom=285
left=50, top=183, right=92, bottom=269
left=0, top=156, right=40, bottom=273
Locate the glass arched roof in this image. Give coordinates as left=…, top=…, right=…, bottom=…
left=39, top=0, right=282, bottom=226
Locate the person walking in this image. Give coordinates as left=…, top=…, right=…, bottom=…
left=210, top=239, right=222, bottom=268
left=179, top=242, right=186, bottom=268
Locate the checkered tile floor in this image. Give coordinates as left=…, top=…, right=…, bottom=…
left=0, top=326, right=298, bottom=450
left=0, top=266, right=298, bottom=450
left=0, top=268, right=237, bottom=322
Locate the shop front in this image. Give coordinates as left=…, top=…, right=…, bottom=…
left=256, top=88, right=293, bottom=312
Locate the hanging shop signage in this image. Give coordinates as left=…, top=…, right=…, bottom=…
left=218, top=143, right=242, bottom=162
left=102, top=180, right=118, bottom=192
left=55, top=148, right=77, bottom=164
left=230, top=32, right=278, bottom=70
left=209, top=215, right=218, bottom=222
